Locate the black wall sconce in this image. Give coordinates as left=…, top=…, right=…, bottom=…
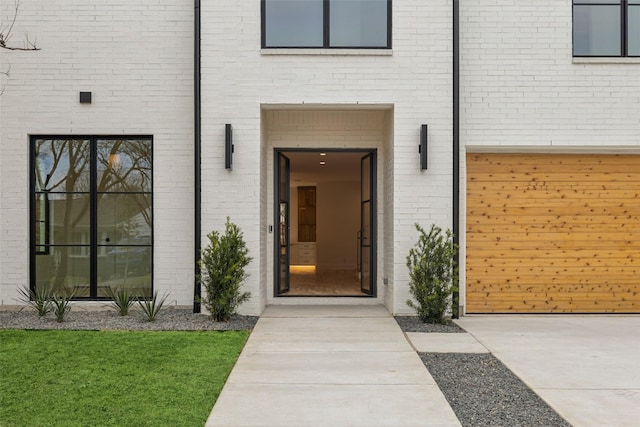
left=225, top=124, right=234, bottom=170
left=79, top=91, right=92, bottom=104
left=419, top=124, right=428, bottom=170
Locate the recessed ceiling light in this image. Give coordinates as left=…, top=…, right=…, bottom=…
left=319, top=161, right=326, bottom=165
left=320, top=152, right=327, bottom=156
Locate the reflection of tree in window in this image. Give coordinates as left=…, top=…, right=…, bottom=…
left=32, top=138, right=152, bottom=297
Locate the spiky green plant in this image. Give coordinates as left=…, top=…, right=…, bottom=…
left=107, top=287, right=135, bottom=316
left=50, top=290, right=76, bottom=323
left=198, top=217, right=252, bottom=322
left=17, top=285, right=53, bottom=317
left=137, top=291, right=169, bottom=322
left=406, top=224, right=459, bottom=324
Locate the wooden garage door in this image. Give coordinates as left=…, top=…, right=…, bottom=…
left=466, top=153, right=640, bottom=313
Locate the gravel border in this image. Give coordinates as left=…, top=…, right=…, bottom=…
left=420, top=353, right=570, bottom=427
left=0, top=307, right=258, bottom=331
left=394, top=315, right=466, bottom=333
left=394, top=317, right=569, bottom=426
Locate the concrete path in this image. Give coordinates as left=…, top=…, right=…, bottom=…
left=206, top=305, right=461, bottom=427
left=457, top=316, right=640, bottom=427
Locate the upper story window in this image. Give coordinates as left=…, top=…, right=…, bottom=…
left=573, top=0, right=640, bottom=57
left=262, top=0, right=391, bottom=49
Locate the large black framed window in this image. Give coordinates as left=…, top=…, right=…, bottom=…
left=30, top=136, right=153, bottom=299
left=262, top=0, right=391, bottom=49
left=573, top=0, right=640, bottom=57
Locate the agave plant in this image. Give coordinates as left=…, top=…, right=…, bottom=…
left=17, top=285, right=53, bottom=317
left=137, top=291, right=169, bottom=322
left=107, top=287, right=135, bottom=316
left=50, top=290, right=76, bottom=323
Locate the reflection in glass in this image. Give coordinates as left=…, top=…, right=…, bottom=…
left=629, top=5, right=640, bottom=56
left=35, top=246, right=91, bottom=296
left=573, top=5, right=621, bottom=56
left=34, top=139, right=91, bottom=192
left=32, top=137, right=152, bottom=299
left=330, top=0, right=388, bottom=47
left=98, top=246, right=151, bottom=297
left=265, top=0, right=323, bottom=47
left=97, top=139, right=152, bottom=193
left=97, top=194, right=152, bottom=243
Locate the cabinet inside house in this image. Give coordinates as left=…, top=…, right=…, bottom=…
left=297, top=186, right=316, bottom=242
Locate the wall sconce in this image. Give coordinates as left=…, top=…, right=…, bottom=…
left=419, top=124, right=428, bottom=170
left=225, top=124, right=234, bottom=170
left=79, top=91, right=92, bottom=104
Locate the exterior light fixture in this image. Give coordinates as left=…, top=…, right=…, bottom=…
left=79, top=92, right=92, bottom=104
left=225, top=124, right=233, bottom=170
left=419, top=124, right=428, bottom=170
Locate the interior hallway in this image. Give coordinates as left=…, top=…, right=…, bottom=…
left=288, top=268, right=365, bottom=296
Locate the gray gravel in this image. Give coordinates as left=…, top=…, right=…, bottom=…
left=394, top=315, right=466, bottom=333
left=419, top=353, right=571, bottom=427
left=0, top=307, right=258, bottom=331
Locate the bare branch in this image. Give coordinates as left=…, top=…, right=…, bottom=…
left=1, top=0, right=40, bottom=51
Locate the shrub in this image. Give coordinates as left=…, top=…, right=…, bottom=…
left=17, top=285, right=53, bottom=317
left=406, top=223, right=459, bottom=324
left=199, top=217, right=252, bottom=322
left=50, top=290, right=76, bottom=323
left=137, top=291, right=169, bottom=322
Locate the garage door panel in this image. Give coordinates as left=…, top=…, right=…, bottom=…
left=467, top=298, right=639, bottom=314
left=468, top=282, right=640, bottom=294
left=469, top=223, right=640, bottom=235
left=469, top=205, right=639, bottom=217
left=468, top=188, right=640, bottom=201
left=468, top=215, right=640, bottom=227
left=466, top=153, right=640, bottom=313
left=468, top=153, right=640, bottom=167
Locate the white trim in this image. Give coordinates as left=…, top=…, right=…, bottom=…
left=261, top=49, right=393, bottom=56
left=465, top=145, right=640, bottom=154
left=573, top=57, right=640, bottom=65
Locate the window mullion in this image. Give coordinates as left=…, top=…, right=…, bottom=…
left=622, top=0, right=627, bottom=56
left=90, top=137, right=98, bottom=298
left=324, top=0, right=330, bottom=47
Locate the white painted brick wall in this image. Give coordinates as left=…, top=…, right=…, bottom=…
left=0, top=1, right=194, bottom=305
left=461, top=0, right=640, bottom=148
left=459, top=0, right=640, bottom=311
left=202, top=1, right=453, bottom=315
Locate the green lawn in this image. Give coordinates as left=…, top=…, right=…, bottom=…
left=0, top=329, right=249, bottom=427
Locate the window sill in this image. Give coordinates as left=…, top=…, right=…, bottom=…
left=261, top=48, right=393, bottom=56
left=573, top=57, right=640, bottom=64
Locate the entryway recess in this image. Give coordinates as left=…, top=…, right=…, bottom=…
left=274, top=149, right=377, bottom=298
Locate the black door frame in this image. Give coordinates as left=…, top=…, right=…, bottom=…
left=273, top=148, right=377, bottom=297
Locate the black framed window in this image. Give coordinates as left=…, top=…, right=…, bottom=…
left=573, top=0, right=640, bottom=57
left=262, top=0, right=391, bottom=49
left=30, top=136, right=153, bottom=299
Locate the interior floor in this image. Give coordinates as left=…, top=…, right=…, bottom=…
left=288, top=267, right=366, bottom=296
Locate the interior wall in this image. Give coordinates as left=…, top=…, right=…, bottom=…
left=316, top=181, right=360, bottom=271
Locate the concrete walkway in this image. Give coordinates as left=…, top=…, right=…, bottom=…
left=206, top=305, right=461, bottom=427
left=457, top=316, right=640, bottom=427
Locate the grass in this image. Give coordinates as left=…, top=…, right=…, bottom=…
left=0, top=329, right=249, bottom=427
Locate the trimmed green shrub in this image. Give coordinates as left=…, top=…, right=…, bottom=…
left=406, top=223, right=459, bottom=324
left=199, top=218, right=252, bottom=322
